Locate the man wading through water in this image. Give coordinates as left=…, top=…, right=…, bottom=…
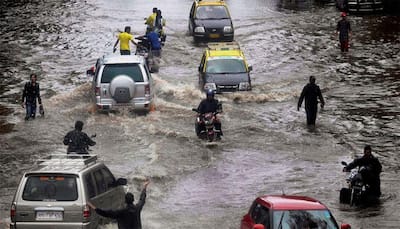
left=336, top=12, right=352, bottom=52
left=298, top=76, right=325, bottom=128
left=21, top=74, right=42, bottom=120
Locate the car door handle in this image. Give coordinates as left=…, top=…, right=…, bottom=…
left=20, top=213, right=28, bottom=216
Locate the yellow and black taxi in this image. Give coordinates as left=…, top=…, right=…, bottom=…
left=198, top=42, right=252, bottom=93
left=188, top=0, right=234, bottom=42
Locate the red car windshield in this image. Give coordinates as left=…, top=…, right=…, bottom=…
left=273, top=210, right=338, bottom=229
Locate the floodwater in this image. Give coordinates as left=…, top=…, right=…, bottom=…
left=0, top=0, right=399, bottom=228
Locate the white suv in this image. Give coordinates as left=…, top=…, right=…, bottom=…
left=87, top=54, right=154, bottom=113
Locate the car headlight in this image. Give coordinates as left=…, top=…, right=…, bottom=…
left=223, top=26, right=233, bottom=33
left=194, top=26, right=205, bottom=33
left=239, top=82, right=250, bottom=90
left=204, top=83, right=216, bottom=91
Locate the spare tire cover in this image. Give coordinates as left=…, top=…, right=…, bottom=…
left=110, top=75, right=135, bottom=99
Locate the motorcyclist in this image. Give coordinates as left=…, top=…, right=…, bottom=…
left=343, top=145, right=382, bottom=197
left=196, top=89, right=223, bottom=139
left=63, top=121, right=96, bottom=154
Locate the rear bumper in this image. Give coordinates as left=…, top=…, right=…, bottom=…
left=11, top=222, right=90, bottom=229
left=96, top=98, right=152, bottom=112
left=96, top=102, right=151, bottom=112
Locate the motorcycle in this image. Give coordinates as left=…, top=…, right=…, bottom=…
left=192, top=109, right=221, bottom=142
left=340, top=161, right=371, bottom=206
left=135, top=36, right=161, bottom=73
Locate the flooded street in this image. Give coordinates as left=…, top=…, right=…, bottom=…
left=0, top=0, right=399, bottom=228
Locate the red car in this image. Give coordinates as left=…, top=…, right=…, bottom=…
left=240, top=195, right=351, bottom=229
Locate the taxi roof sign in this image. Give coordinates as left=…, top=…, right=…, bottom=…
left=207, top=42, right=240, bottom=51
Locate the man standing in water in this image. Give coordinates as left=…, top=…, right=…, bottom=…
left=336, top=12, right=352, bottom=52
left=88, top=179, right=150, bottom=229
left=21, top=73, right=42, bottom=120
left=297, top=76, right=325, bottom=127
left=113, top=26, right=137, bottom=55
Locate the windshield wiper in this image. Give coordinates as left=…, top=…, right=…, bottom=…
left=277, top=211, right=286, bottom=229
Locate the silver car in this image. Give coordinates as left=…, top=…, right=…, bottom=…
left=87, top=54, right=154, bottom=113
left=10, top=154, right=127, bottom=229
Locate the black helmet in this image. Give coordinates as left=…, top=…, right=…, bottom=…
left=206, top=89, right=215, bottom=98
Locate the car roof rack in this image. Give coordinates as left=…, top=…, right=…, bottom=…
left=37, top=154, right=98, bottom=168
left=207, top=41, right=240, bottom=51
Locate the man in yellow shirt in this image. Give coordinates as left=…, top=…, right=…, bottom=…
left=145, top=7, right=157, bottom=34
left=113, top=26, right=137, bottom=55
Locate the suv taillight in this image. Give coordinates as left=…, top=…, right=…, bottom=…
left=83, top=204, right=90, bottom=218
left=145, top=85, right=150, bottom=96
left=10, top=202, right=16, bottom=222
left=95, top=87, right=100, bottom=96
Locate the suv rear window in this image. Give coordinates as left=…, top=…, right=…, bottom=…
left=101, top=63, right=144, bottom=83
left=22, top=175, right=78, bottom=201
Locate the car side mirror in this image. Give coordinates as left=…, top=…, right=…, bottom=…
left=248, top=65, right=253, bottom=72
left=341, top=161, right=348, bottom=166
left=116, top=178, right=127, bottom=186
left=198, top=66, right=202, bottom=72
left=192, top=108, right=198, bottom=112
left=341, top=224, right=351, bottom=229
left=86, top=67, right=95, bottom=77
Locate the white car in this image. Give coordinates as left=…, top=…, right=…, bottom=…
left=87, top=54, right=154, bottom=113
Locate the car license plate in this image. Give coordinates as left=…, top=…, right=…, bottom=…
left=36, top=211, right=63, bottom=221
left=209, top=33, right=220, bottom=38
